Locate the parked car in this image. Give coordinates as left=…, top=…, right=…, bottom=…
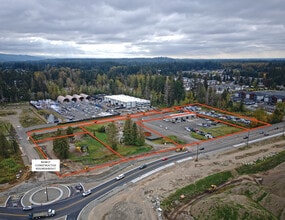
left=115, top=174, right=125, bottom=180
left=161, top=157, right=168, bottom=161
left=22, top=206, right=33, bottom=211
left=82, top=190, right=91, bottom=197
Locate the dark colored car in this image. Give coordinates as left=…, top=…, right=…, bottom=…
left=161, top=157, right=168, bottom=161
left=139, top=164, right=147, bottom=169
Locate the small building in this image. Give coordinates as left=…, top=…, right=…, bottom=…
left=57, top=95, right=69, bottom=103
left=73, top=94, right=84, bottom=101
left=80, top=93, right=91, bottom=101
left=65, top=95, right=77, bottom=102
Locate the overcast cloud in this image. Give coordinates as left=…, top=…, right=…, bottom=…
left=0, top=0, right=284, bottom=58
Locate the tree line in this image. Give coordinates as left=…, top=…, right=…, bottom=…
left=0, top=59, right=284, bottom=105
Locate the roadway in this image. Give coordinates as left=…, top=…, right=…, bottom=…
left=0, top=123, right=284, bottom=219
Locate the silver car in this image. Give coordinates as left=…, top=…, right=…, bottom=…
left=22, top=206, right=33, bottom=211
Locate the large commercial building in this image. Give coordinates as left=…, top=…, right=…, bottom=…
left=104, top=94, right=151, bottom=108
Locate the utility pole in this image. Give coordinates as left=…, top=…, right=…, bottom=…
left=246, top=129, right=250, bottom=148
left=195, top=143, right=199, bottom=162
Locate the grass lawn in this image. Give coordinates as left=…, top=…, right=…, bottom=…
left=191, top=124, right=243, bottom=140
left=31, top=127, right=83, bottom=141
left=70, top=135, right=119, bottom=165
left=153, top=135, right=186, bottom=145
left=200, top=124, right=242, bottom=137
left=116, top=144, right=152, bottom=156
left=0, top=156, right=25, bottom=184
left=20, top=108, right=46, bottom=127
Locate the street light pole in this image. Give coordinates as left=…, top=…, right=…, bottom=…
left=195, top=143, right=199, bottom=162
left=44, top=172, right=49, bottom=201
left=246, top=130, right=250, bottom=148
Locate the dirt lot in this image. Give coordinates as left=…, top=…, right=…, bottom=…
left=86, top=139, right=285, bottom=220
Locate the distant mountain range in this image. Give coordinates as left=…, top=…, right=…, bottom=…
left=0, top=53, right=284, bottom=63
left=0, top=53, right=45, bottom=62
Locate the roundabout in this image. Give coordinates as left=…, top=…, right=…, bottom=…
left=21, top=185, right=71, bottom=206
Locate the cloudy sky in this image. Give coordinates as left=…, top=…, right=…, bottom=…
left=0, top=0, right=284, bottom=58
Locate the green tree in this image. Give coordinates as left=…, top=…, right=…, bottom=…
left=269, top=103, right=285, bottom=123
left=53, top=129, right=69, bottom=159
left=131, top=122, right=138, bottom=145
left=106, top=122, right=118, bottom=150
left=123, top=117, right=132, bottom=145
left=136, top=123, right=145, bottom=146
left=0, top=131, right=9, bottom=158
left=11, top=140, right=19, bottom=154
left=66, top=126, right=74, bottom=142
left=196, top=82, right=206, bottom=103
left=9, top=125, right=17, bottom=141
left=252, top=108, right=268, bottom=122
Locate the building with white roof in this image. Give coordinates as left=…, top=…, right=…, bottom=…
left=104, top=94, right=151, bottom=108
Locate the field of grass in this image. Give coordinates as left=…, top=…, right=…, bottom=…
left=86, top=124, right=153, bottom=156
left=31, top=127, right=83, bottom=141
left=236, top=150, right=285, bottom=175
left=70, top=135, right=119, bottom=165
left=0, top=156, right=25, bottom=184
left=19, top=108, right=46, bottom=127
left=191, top=124, right=243, bottom=140
left=153, top=135, right=186, bottom=145
left=0, top=110, right=16, bottom=117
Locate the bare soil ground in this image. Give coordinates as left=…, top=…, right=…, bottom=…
left=87, top=139, right=285, bottom=220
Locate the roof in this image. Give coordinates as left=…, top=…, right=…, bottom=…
left=104, top=94, right=150, bottom=104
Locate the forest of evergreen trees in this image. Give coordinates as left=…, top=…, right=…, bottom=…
left=0, top=58, right=284, bottom=108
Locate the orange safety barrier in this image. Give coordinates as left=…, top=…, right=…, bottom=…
left=26, top=103, right=272, bottom=178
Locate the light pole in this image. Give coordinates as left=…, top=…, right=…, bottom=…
left=195, top=143, right=199, bottom=162
left=246, top=130, right=250, bottom=148
left=44, top=172, right=49, bottom=201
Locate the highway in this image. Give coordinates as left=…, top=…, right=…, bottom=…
left=0, top=123, right=284, bottom=220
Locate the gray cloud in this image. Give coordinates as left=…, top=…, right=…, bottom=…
left=0, top=0, right=284, bottom=58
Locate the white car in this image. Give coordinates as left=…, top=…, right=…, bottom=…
left=82, top=190, right=91, bottom=197
left=22, top=206, right=33, bottom=211
left=115, top=174, right=125, bottom=180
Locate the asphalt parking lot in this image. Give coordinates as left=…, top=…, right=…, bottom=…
left=141, top=112, right=213, bottom=145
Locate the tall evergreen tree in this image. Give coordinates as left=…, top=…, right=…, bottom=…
left=0, top=131, right=9, bottom=158
left=136, top=123, right=145, bottom=146
left=123, top=117, right=132, bottom=145
left=53, top=129, right=69, bottom=159
left=11, top=139, right=19, bottom=154
left=106, top=122, right=118, bottom=150
left=131, top=122, right=138, bottom=145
